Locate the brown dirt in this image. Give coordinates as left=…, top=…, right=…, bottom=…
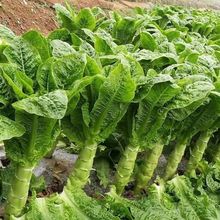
left=0, top=0, right=151, bottom=35
left=1, top=0, right=218, bottom=36
left=0, top=0, right=57, bottom=35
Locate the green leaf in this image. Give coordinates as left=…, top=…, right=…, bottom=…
left=23, top=30, right=50, bottom=60
left=36, top=58, right=58, bottom=93
left=167, top=176, right=219, bottom=219
left=79, top=40, right=96, bottom=57
left=75, top=8, right=96, bottom=31
left=177, top=93, right=220, bottom=138
left=135, top=74, right=175, bottom=101
left=135, top=79, right=181, bottom=146
left=37, top=54, right=86, bottom=93
left=52, top=54, right=86, bottom=89
left=62, top=109, right=85, bottom=145
left=168, top=77, right=214, bottom=121
left=54, top=4, right=76, bottom=31
left=50, top=40, right=76, bottom=57
left=0, top=64, right=33, bottom=99
left=134, top=50, right=177, bottom=69
left=90, top=63, right=136, bottom=142
left=94, top=30, right=117, bottom=56
left=94, top=157, right=110, bottom=188
left=30, top=175, right=46, bottom=194
left=84, top=56, right=104, bottom=98
left=5, top=113, right=59, bottom=165
left=0, top=115, right=25, bottom=141
left=95, top=36, right=114, bottom=55
left=0, top=25, right=15, bottom=42
left=71, top=32, right=83, bottom=47
left=0, top=66, right=13, bottom=107
left=113, top=18, right=138, bottom=44
left=164, top=28, right=180, bottom=41
left=66, top=75, right=104, bottom=117
left=67, top=75, right=104, bottom=101
left=3, top=37, right=42, bottom=79
left=15, top=187, right=118, bottom=220
left=107, top=185, right=183, bottom=220
left=48, top=28, right=71, bottom=43
left=140, top=32, right=157, bottom=51
left=12, top=90, right=68, bottom=119
left=0, top=25, right=15, bottom=60
left=0, top=163, right=14, bottom=201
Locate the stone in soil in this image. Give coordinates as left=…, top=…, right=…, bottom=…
left=33, top=149, right=78, bottom=191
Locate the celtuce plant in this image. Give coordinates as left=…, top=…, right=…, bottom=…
left=0, top=29, right=70, bottom=217
left=0, top=4, right=220, bottom=220
left=62, top=62, right=136, bottom=188
left=164, top=91, right=220, bottom=180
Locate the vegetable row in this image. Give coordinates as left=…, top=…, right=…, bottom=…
left=0, top=4, right=220, bottom=219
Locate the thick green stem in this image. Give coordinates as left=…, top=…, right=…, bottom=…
left=135, top=141, right=164, bottom=192
left=5, top=164, right=34, bottom=218
left=67, top=140, right=97, bottom=189
left=115, top=144, right=139, bottom=195
left=163, top=137, right=188, bottom=181
left=186, top=130, right=212, bottom=176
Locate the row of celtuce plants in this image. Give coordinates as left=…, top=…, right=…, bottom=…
left=0, top=3, right=220, bottom=220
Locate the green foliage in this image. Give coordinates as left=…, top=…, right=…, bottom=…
left=108, top=174, right=220, bottom=220
left=3, top=37, right=42, bottom=79
left=12, top=90, right=68, bottom=119
left=0, top=115, right=25, bottom=142
left=12, top=187, right=119, bottom=220
left=1, top=4, right=220, bottom=220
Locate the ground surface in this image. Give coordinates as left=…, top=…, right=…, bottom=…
left=0, top=0, right=219, bottom=35
left=0, top=0, right=153, bottom=35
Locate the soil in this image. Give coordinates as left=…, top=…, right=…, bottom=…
left=0, top=0, right=57, bottom=35
left=0, top=0, right=152, bottom=35
left=0, top=0, right=219, bottom=35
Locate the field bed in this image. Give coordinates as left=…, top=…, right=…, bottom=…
left=0, top=2, right=220, bottom=220
left=0, top=0, right=220, bottom=35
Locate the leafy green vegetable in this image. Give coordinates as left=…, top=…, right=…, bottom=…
left=1, top=4, right=220, bottom=220
left=64, top=62, right=136, bottom=188
left=3, top=37, right=42, bottom=79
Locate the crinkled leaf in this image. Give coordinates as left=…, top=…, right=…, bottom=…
left=135, top=74, right=175, bottom=101
left=5, top=113, right=59, bottom=165
left=106, top=185, right=183, bottom=220
left=15, top=187, right=118, bottom=220
left=167, top=176, right=219, bottom=220
left=12, top=90, right=68, bottom=119
left=94, top=157, right=110, bottom=188
left=0, top=64, right=33, bottom=99
left=37, top=54, right=86, bottom=93
left=23, top=30, right=50, bottom=60
left=90, top=63, right=136, bottom=142
left=54, top=4, right=76, bottom=32
left=0, top=25, right=15, bottom=42
left=168, top=78, right=214, bottom=121
left=135, top=81, right=181, bottom=147
left=0, top=66, right=13, bottom=107
left=113, top=18, right=139, bottom=44
left=3, top=37, right=42, bottom=79
left=0, top=115, right=25, bottom=141
left=48, top=28, right=71, bottom=43
left=51, top=40, right=76, bottom=57
left=140, top=32, right=157, bottom=51
left=75, top=8, right=96, bottom=31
